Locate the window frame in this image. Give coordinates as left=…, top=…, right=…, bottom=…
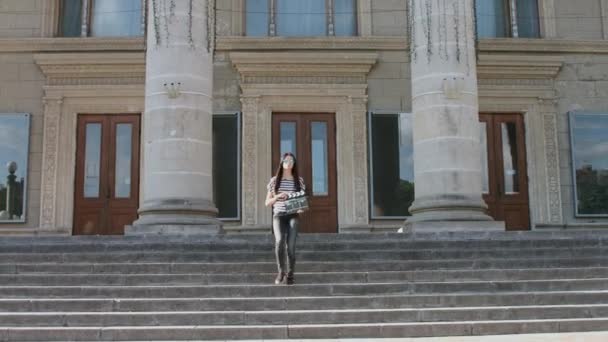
left=0, top=113, right=31, bottom=224
left=569, top=111, right=608, bottom=218
left=243, top=0, right=358, bottom=37
left=213, top=112, right=242, bottom=222
left=367, top=111, right=414, bottom=220
left=476, top=0, right=541, bottom=38
left=59, top=0, right=146, bottom=37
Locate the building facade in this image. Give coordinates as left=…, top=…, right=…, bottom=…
left=0, top=0, right=608, bottom=235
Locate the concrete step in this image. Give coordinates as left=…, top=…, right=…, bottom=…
left=0, top=247, right=606, bottom=263
left=1, top=278, right=607, bottom=298
left=3, top=230, right=608, bottom=245
left=1, top=238, right=606, bottom=253
left=2, top=291, right=608, bottom=312
left=2, top=267, right=608, bottom=286
left=1, top=304, right=608, bottom=327
left=3, top=318, right=608, bottom=340
left=4, top=257, right=608, bottom=274
left=3, top=232, right=608, bottom=340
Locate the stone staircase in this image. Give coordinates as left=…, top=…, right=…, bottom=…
left=1, top=230, right=608, bottom=341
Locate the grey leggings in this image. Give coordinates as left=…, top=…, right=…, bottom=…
left=272, top=214, right=299, bottom=274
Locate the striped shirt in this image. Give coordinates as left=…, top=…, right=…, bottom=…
left=267, top=176, right=306, bottom=215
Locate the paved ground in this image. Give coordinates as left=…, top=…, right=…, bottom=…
left=248, top=332, right=608, bottom=341
left=120, top=331, right=608, bottom=342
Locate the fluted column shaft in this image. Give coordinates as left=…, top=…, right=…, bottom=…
left=407, top=0, right=493, bottom=226
left=130, top=0, right=221, bottom=235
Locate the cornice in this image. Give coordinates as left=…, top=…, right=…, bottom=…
left=0, top=37, right=145, bottom=53
left=217, top=36, right=407, bottom=51
left=3, top=37, right=607, bottom=56
left=478, top=38, right=608, bottom=54
left=230, top=52, right=378, bottom=80
left=477, top=54, right=564, bottom=80
left=34, top=52, right=145, bottom=84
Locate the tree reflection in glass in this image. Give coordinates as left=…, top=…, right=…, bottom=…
left=570, top=113, right=608, bottom=216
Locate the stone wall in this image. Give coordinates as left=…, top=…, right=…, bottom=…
left=371, top=0, right=407, bottom=36
left=367, top=51, right=410, bottom=112
left=553, top=0, right=606, bottom=39
left=0, top=0, right=42, bottom=38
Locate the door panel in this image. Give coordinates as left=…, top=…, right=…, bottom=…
left=272, top=113, right=338, bottom=233
left=480, top=113, right=530, bottom=230
left=74, top=114, right=140, bottom=235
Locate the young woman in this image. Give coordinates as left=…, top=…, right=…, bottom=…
left=265, top=152, right=306, bottom=285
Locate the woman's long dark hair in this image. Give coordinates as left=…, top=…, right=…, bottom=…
left=274, top=152, right=301, bottom=193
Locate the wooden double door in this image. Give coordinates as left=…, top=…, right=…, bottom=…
left=272, top=113, right=338, bottom=233
left=74, top=114, right=140, bottom=235
left=479, top=113, right=530, bottom=230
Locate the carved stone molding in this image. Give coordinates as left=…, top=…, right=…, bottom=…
left=0, top=38, right=145, bottom=53
left=39, top=96, right=63, bottom=229
left=242, top=76, right=366, bottom=85
left=34, top=53, right=145, bottom=84
left=40, top=0, right=60, bottom=37
left=538, top=0, right=557, bottom=38
left=218, top=37, right=407, bottom=51
left=478, top=39, right=608, bottom=54
left=231, top=52, right=378, bottom=87
left=350, top=96, right=369, bottom=224
left=543, top=114, right=563, bottom=224
left=238, top=91, right=370, bottom=229
left=477, top=54, right=564, bottom=80
left=39, top=85, right=144, bottom=232
left=240, top=96, right=260, bottom=227
left=478, top=82, right=563, bottom=227
left=235, top=50, right=375, bottom=229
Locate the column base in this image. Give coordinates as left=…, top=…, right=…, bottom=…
left=127, top=199, right=223, bottom=236
left=403, top=196, right=500, bottom=232
left=125, top=223, right=222, bottom=236
left=401, top=220, right=505, bottom=233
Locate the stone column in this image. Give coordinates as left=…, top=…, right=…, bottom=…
left=129, top=0, right=222, bottom=235
left=405, top=0, right=499, bottom=230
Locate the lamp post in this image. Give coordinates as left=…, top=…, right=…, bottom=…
left=6, top=161, right=17, bottom=220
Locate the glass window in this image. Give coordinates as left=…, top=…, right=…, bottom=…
left=84, top=123, right=102, bottom=198
left=114, top=124, right=133, bottom=199
left=277, top=0, right=326, bottom=36
left=91, top=0, right=142, bottom=37
left=245, top=0, right=356, bottom=37
left=246, top=0, right=269, bottom=36
left=369, top=113, right=415, bottom=218
left=61, top=0, right=83, bottom=37
left=480, top=122, right=489, bottom=194
left=516, top=0, right=540, bottom=38
left=212, top=114, right=240, bottom=220
left=501, top=122, right=520, bottom=194
left=475, top=0, right=539, bottom=38
left=476, top=0, right=508, bottom=38
left=60, top=0, right=143, bottom=37
left=570, top=112, right=608, bottom=217
left=311, top=122, right=329, bottom=195
left=0, top=114, right=30, bottom=223
left=334, top=0, right=357, bottom=36
left=280, top=122, right=297, bottom=157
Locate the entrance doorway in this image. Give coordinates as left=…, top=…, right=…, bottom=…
left=272, top=113, right=338, bottom=233
left=73, top=114, right=140, bottom=235
left=479, top=113, right=530, bottom=230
